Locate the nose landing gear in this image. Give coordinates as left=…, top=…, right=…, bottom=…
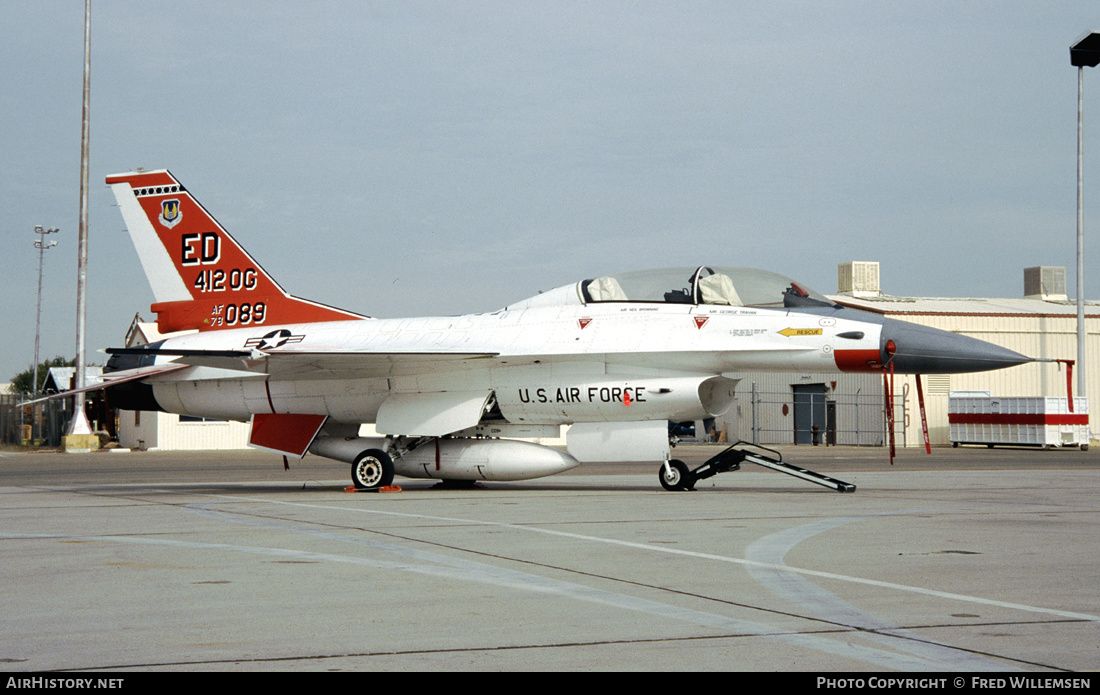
left=657, top=442, right=855, bottom=492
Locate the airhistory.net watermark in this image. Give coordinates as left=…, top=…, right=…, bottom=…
left=6, top=679, right=123, bottom=690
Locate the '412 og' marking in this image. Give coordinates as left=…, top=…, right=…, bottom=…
left=193, top=267, right=259, bottom=293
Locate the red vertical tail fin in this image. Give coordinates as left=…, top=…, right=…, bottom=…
left=106, top=169, right=367, bottom=333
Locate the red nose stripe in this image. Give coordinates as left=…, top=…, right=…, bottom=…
left=833, top=349, right=882, bottom=372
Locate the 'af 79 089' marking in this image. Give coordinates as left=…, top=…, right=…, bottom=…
left=207, top=302, right=267, bottom=327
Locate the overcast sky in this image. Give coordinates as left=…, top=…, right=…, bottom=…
left=2, top=1, right=1097, bottom=384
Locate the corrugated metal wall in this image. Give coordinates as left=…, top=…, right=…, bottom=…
left=156, top=415, right=251, bottom=451
left=118, top=410, right=251, bottom=451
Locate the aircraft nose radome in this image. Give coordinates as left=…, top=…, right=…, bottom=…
left=880, top=318, right=1032, bottom=374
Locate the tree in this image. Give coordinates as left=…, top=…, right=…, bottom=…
left=10, top=356, right=74, bottom=396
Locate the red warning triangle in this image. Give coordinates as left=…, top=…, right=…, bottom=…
left=693, top=316, right=709, bottom=329
left=578, top=318, right=593, bottom=329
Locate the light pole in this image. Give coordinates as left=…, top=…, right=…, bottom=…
left=64, top=0, right=94, bottom=450
left=31, top=226, right=59, bottom=447
left=32, top=226, right=59, bottom=398
left=1070, top=32, right=1100, bottom=403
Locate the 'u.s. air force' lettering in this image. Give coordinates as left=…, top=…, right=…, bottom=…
left=518, top=386, right=646, bottom=405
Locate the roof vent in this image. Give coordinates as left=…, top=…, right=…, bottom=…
left=1024, top=266, right=1067, bottom=301
left=838, top=261, right=880, bottom=298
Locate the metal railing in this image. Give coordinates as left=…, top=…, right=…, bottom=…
left=726, top=385, right=906, bottom=447
left=0, top=395, right=72, bottom=447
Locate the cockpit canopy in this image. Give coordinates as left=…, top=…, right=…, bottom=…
left=508, top=266, right=838, bottom=310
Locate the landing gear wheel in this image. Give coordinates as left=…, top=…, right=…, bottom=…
left=351, top=449, right=395, bottom=490
left=659, top=459, right=691, bottom=491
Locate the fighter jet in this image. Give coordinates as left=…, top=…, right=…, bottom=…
left=92, top=170, right=1029, bottom=491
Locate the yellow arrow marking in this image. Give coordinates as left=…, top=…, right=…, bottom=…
left=778, top=327, right=823, bottom=337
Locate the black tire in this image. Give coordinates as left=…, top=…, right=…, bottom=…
left=351, top=449, right=395, bottom=490
left=659, top=459, right=691, bottom=491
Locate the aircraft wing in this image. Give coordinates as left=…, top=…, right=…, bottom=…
left=106, top=345, right=818, bottom=381
left=256, top=350, right=502, bottom=379
left=105, top=347, right=502, bottom=380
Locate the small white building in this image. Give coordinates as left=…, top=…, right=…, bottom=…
left=42, top=366, right=103, bottom=393
left=117, top=316, right=251, bottom=451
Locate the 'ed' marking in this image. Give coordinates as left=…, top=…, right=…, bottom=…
left=181, top=232, right=221, bottom=266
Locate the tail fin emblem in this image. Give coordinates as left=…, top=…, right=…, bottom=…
left=159, top=199, right=182, bottom=228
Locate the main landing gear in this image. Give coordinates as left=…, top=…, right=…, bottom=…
left=658, top=441, right=856, bottom=493
left=351, top=449, right=395, bottom=490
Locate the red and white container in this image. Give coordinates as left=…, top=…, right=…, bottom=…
left=949, top=392, right=1090, bottom=450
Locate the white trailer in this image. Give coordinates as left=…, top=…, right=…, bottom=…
left=949, top=391, right=1090, bottom=450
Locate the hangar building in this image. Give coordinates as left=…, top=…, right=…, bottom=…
left=714, top=262, right=1097, bottom=448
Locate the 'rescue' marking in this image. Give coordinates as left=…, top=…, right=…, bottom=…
left=778, top=327, right=823, bottom=337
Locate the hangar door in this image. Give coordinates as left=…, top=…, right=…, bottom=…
left=792, top=384, right=829, bottom=445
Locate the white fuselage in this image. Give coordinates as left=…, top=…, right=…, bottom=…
left=140, top=300, right=882, bottom=429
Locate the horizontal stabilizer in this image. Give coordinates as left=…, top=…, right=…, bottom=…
left=22, top=363, right=189, bottom=405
